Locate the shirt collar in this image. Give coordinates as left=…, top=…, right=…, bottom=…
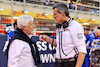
left=27, top=34, right=32, bottom=38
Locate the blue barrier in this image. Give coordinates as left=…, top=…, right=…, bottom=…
left=31, top=36, right=56, bottom=67
left=0, top=35, right=8, bottom=67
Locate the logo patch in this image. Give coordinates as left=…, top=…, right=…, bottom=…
left=77, top=33, right=83, bottom=39
left=64, top=29, right=69, bottom=31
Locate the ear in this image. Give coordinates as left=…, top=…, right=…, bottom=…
left=22, top=26, right=26, bottom=30
left=61, top=12, right=66, bottom=17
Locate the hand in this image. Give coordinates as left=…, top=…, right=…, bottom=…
left=39, top=35, right=48, bottom=42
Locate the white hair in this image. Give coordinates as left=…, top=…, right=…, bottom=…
left=17, top=15, right=34, bottom=29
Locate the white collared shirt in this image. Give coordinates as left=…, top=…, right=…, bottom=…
left=56, top=20, right=87, bottom=59
left=8, top=39, right=36, bottom=67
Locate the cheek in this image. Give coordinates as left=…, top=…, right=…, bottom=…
left=30, top=26, right=33, bottom=31
left=56, top=17, right=59, bottom=20
left=57, top=17, right=61, bottom=21
left=27, top=27, right=32, bottom=31
left=29, top=27, right=32, bottom=31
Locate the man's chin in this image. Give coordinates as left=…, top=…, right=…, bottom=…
left=56, top=21, right=61, bottom=24
left=56, top=22, right=60, bottom=24
left=56, top=21, right=59, bottom=24
left=30, top=30, right=33, bottom=34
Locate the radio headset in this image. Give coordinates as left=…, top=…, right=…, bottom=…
left=52, top=16, right=78, bottom=59
left=56, top=18, right=70, bottom=29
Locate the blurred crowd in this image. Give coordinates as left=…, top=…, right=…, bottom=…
left=10, top=0, right=99, bottom=14
left=83, top=26, right=100, bottom=67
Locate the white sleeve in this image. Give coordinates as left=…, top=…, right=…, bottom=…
left=8, top=39, right=23, bottom=67
left=71, top=24, right=87, bottom=54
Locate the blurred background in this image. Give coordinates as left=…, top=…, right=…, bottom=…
left=0, top=0, right=100, bottom=36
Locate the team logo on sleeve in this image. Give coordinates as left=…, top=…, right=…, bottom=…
left=77, top=33, right=83, bottom=39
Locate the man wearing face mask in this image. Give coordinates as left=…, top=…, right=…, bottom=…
left=39, top=2, right=86, bottom=67
left=6, top=15, right=41, bottom=67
